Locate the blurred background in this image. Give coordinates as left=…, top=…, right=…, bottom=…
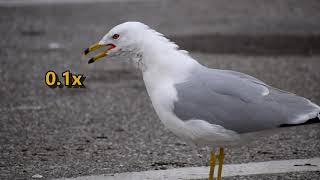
left=0, top=0, right=320, bottom=179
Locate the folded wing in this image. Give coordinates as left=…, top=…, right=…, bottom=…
left=173, top=67, right=320, bottom=133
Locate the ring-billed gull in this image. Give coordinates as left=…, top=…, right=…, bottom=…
left=84, top=22, right=320, bottom=180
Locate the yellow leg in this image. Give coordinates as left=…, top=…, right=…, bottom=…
left=208, top=150, right=216, bottom=180
left=217, top=148, right=225, bottom=180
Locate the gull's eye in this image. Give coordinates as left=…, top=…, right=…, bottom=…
left=112, top=34, right=120, bottom=39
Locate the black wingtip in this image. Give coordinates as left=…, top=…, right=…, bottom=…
left=279, top=116, right=320, bottom=128
left=84, top=48, right=90, bottom=55
left=88, top=58, right=94, bottom=64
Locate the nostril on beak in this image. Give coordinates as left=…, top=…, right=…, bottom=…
left=84, top=48, right=90, bottom=55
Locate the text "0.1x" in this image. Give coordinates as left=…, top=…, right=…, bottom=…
left=45, top=70, right=86, bottom=88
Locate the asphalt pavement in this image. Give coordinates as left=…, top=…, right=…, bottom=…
left=0, top=1, right=320, bottom=180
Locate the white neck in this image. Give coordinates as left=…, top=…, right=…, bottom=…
left=136, top=32, right=199, bottom=96
left=138, top=31, right=199, bottom=76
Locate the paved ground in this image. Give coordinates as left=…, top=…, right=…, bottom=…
left=0, top=1, right=320, bottom=180
left=2, top=0, right=320, bottom=55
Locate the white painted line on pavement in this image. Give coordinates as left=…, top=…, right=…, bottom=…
left=55, top=157, right=320, bottom=180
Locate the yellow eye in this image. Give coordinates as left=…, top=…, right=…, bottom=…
left=112, top=34, right=120, bottom=39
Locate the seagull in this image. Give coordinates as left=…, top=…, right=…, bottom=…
left=84, top=22, right=320, bottom=180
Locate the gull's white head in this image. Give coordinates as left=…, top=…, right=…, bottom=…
left=84, top=21, right=192, bottom=71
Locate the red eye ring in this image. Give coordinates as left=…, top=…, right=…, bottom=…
left=112, top=34, right=120, bottom=39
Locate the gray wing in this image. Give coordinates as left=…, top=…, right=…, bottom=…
left=173, top=66, right=320, bottom=133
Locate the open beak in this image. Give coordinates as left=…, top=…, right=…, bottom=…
left=83, top=43, right=116, bottom=64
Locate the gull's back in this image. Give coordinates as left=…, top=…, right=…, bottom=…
left=173, top=65, right=320, bottom=134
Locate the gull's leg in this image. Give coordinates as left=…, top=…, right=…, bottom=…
left=208, top=150, right=216, bottom=180
left=217, top=148, right=225, bottom=180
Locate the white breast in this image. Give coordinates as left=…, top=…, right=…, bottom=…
left=142, top=70, right=193, bottom=141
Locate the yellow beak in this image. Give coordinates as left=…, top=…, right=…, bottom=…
left=83, top=43, right=116, bottom=64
